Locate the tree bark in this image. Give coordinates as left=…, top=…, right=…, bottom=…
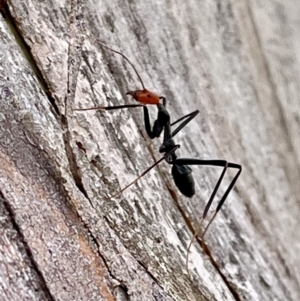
left=0, top=0, right=299, bottom=300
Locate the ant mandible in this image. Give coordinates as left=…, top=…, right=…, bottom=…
left=74, top=39, right=242, bottom=274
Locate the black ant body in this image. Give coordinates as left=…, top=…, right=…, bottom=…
left=74, top=40, right=242, bottom=273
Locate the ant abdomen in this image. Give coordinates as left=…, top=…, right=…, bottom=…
left=172, top=164, right=195, bottom=198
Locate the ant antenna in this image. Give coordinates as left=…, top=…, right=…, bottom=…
left=89, top=36, right=146, bottom=90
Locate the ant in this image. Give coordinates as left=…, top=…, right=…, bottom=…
left=74, top=39, right=242, bottom=274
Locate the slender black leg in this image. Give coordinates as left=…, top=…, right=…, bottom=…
left=143, top=104, right=171, bottom=139
left=174, top=159, right=241, bottom=224
left=159, top=110, right=199, bottom=149
left=74, top=102, right=160, bottom=139
left=73, top=104, right=144, bottom=112
left=143, top=106, right=157, bottom=139
left=170, top=110, right=199, bottom=138
left=180, top=159, right=226, bottom=274
left=160, top=109, right=199, bottom=154
left=110, top=145, right=180, bottom=198
left=73, top=102, right=166, bottom=140
left=159, top=96, right=167, bottom=107
left=177, top=158, right=241, bottom=274
left=74, top=98, right=168, bottom=140
left=201, top=163, right=242, bottom=237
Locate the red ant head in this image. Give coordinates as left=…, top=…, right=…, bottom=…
left=126, top=89, right=160, bottom=105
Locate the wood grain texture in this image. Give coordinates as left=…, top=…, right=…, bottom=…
left=0, top=0, right=299, bottom=300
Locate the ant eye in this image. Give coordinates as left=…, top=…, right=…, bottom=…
left=147, top=94, right=151, bottom=98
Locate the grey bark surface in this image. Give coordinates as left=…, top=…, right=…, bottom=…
left=0, top=0, right=299, bottom=301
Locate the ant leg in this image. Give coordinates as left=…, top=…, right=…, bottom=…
left=170, top=110, right=200, bottom=138
left=159, top=96, right=167, bottom=107
left=174, top=159, right=241, bottom=232
left=185, top=215, right=204, bottom=276
left=74, top=101, right=168, bottom=140
left=73, top=104, right=144, bottom=112
left=181, top=159, right=227, bottom=274
left=74, top=103, right=164, bottom=139
left=172, top=158, right=241, bottom=273
left=110, top=145, right=180, bottom=199
left=201, top=162, right=242, bottom=238
left=143, top=105, right=158, bottom=139
left=110, top=155, right=165, bottom=198
left=156, top=108, right=199, bottom=146
left=143, top=103, right=171, bottom=139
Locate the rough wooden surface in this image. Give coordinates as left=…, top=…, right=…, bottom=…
left=0, top=0, right=299, bottom=300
